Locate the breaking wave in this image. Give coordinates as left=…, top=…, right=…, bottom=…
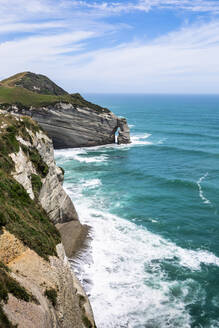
left=64, top=181, right=219, bottom=328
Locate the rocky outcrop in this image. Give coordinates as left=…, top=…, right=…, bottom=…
left=1, top=72, right=131, bottom=148
left=8, top=102, right=131, bottom=148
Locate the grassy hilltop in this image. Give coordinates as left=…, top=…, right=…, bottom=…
left=0, top=72, right=109, bottom=112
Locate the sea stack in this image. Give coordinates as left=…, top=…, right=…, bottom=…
left=0, top=72, right=131, bottom=148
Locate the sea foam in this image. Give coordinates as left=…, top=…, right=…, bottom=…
left=197, top=172, right=212, bottom=205
left=64, top=182, right=219, bottom=328
left=131, top=133, right=152, bottom=145
left=55, top=148, right=108, bottom=164
left=55, top=125, right=218, bottom=327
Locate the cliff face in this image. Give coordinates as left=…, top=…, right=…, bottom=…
left=0, top=112, right=95, bottom=328
left=9, top=103, right=131, bottom=148
left=9, top=123, right=78, bottom=223
left=0, top=72, right=131, bottom=148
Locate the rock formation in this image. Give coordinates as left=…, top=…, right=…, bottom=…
left=0, top=112, right=95, bottom=328
left=0, top=72, right=131, bottom=148
left=117, top=117, right=131, bottom=144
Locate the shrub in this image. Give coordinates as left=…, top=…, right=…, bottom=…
left=82, top=315, right=93, bottom=328
left=0, top=211, right=7, bottom=228
left=31, top=174, right=42, bottom=197
left=44, top=288, right=57, bottom=307
left=28, top=149, right=49, bottom=178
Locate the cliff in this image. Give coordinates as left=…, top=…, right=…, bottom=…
left=0, top=112, right=95, bottom=328
left=0, top=72, right=131, bottom=148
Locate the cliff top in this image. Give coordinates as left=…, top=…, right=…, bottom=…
left=0, top=72, right=109, bottom=112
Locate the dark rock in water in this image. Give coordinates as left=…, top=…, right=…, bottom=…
left=0, top=72, right=131, bottom=148
left=117, top=117, right=131, bottom=145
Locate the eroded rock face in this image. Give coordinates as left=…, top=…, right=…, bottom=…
left=9, top=125, right=78, bottom=223
left=10, top=147, right=37, bottom=200
left=7, top=103, right=131, bottom=148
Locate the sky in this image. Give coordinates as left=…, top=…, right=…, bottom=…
left=1, top=0, right=219, bottom=94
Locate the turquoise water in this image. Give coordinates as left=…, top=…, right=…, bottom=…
left=55, top=94, right=219, bottom=328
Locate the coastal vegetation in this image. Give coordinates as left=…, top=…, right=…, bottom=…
left=44, top=288, right=57, bottom=307
left=31, top=173, right=43, bottom=197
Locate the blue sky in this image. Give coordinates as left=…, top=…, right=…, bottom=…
left=1, top=0, right=219, bottom=93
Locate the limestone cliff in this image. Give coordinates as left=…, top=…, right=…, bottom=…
left=0, top=112, right=95, bottom=328
left=0, top=72, right=131, bottom=148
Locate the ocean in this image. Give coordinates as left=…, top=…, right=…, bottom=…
left=55, top=94, right=219, bottom=328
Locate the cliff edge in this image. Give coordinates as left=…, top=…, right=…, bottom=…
left=0, top=72, right=131, bottom=148
left=0, top=112, right=95, bottom=328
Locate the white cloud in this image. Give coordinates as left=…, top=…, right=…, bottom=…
left=1, top=20, right=219, bottom=94
left=1, top=0, right=219, bottom=23
left=68, top=0, right=219, bottom=14
left=0, top=0, right=54, bottom=14
left=60, top=22, right=219, bottom=93
left=0, top=31, right=95, bottom=60
left=0, top=21, right=66, bottom=34
left=0, top=31, right=95, bottom=83
left=0, top=1, right=219, bottom=93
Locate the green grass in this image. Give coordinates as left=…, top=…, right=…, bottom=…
left=0, top=119, right=21, bottom=173
left=0, top=72, right=26, bottom=87
left=0, top=171, right=61, bottom=260
left=0, top=86, right=109, bottom=113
